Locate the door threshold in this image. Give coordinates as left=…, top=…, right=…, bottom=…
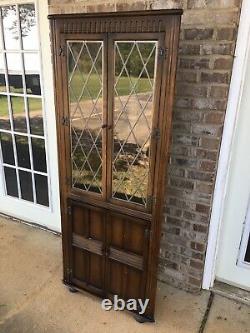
left=0, top=212, right=61, bottom=237
left=212, top=281, right=250, bottom=306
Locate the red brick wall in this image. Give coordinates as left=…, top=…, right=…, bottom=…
left=48, top=0, right=242, bottom=291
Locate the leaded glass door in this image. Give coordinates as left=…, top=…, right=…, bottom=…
left=66, top=34, right=163, bottom=212
left=50, top=10, right=182, bottom=321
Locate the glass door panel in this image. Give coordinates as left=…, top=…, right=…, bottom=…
left=112, top=41, right=158, bottom=207
left=67, top=41, right=103, bottom=194
left=0, top=3, right=49, bottom=207
left=244, top=234, right=250, bottom=263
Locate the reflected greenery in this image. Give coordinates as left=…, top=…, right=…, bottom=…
left=71, top=127, right=149, bottom=203
left=1, top=4, right=36, bottom=40
left=0, top=96, right=41, bottom=116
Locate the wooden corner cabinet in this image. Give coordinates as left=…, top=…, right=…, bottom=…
left=49, top=10, right=182, bottom=322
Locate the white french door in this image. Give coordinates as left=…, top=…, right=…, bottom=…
left=0, top=1, right=60, bottom=231
left=215, top=30, right=250, bottom=289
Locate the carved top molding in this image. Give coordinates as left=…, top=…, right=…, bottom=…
left=49, top=10, right=183, bottom=34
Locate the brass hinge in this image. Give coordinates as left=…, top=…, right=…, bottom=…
left=159, top=47, right=168, bottom=59
left=152, top=128, right=161, bottom=140
left=67, top=206, right=72, bottom=216
left=62, top=116, right=69, bottom=126
left=58, top=45, right=65, bottom=57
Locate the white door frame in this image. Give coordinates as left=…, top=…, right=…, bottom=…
left=202, top=0, right=250, bottom=289
left=0, top=0, right=61, bottom=232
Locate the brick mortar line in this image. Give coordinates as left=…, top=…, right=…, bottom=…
left=165, top=201, right=211, bottom=211
left=164, top=219, right=210, bottom=229
left=178, top=54, right=234, bottom=57
left=180, top=40, right=235, bottom=44
left=160, top=251, right=205, bottom=263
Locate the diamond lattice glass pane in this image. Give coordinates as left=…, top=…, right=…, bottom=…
left=112, top=41, right=157, bottom=206
left=68, top=41, right=103, bottom=194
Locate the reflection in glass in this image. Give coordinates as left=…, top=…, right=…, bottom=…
left=24, top=53, right=41, bottom=95
left=35, top=174, right=49, bottom=206
left=244, top=234, right=250, bottom=263
left=19, top=170, right=33, bottom=202
left=68, top=41, right=103, bottom=193
left=0, top=4, right=49, bottom=207
left=1, top=6, right=19, bottom=50
left=4, top=167, right=18, bottom=197
left=15, top=134, right=30, bottom=169
left=112, top=41, right=157, bottom=206
left=0, top=132, right=14, bottom=165
left=31, top=138, right=47, bottom=173
left=0, top=96, right=10, bottom=130
left=19, top=4, right=38, bottom=50
left=11, top=96, right=27, bottom=132
left=6, top=53, right=23, bottom=93
left=0, top=74, right=6, bottom=92
left=0, top=53, right=6, bottom=92
left=28, top=98, right=43, bottom=135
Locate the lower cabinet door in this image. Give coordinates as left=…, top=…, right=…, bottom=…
left=70, top=201, right=106, bottom=296
left=68, top=201, right=150, bottom=315
left=105, top=212, right=150, bottom=305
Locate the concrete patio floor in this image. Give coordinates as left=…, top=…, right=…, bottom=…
left=0, top=216, right=249, bottom=333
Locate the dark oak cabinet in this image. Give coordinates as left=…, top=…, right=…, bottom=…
left=49, top=10, right=182, bottom=321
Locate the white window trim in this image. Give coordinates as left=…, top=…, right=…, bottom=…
left=202, top=0, right=250, bottom=289
left=0, top=0, right=61, bottom=232
left=0, top=1, right=51, bottom=208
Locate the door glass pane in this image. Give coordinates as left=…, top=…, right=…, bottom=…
left=19, top=170, right=33, bottom=202
left=19, top=4, right=38, bottom=50
left=1, top=6, right=19, bottom=50
left=0, top=96, right=10, bottom=130
left=28, top=97, right=44, bottom=135
left=11, top=96, right=27, bottom=133
left=4, top=166, right=18, bottom=197
left=6, top=53, right=23, bottom=93
left=67, top=41, right=103, bottom=194
left=112, top=41, right=158, bottom=206
left=244, top=233, right=250, bottom=263
left=0, top=132, right=14, bottom=165
left=24, top=53, right=41, bottom=95
left=31, top=137, right=47, bottom=173
left=15, top=134, right=30, bottom=169
left=35, top=174, right=49, bottom=206
left=0, top=53, right=6, bottom=92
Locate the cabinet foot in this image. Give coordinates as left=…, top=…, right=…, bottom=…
left=68, top=286, right=78, bottom=293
